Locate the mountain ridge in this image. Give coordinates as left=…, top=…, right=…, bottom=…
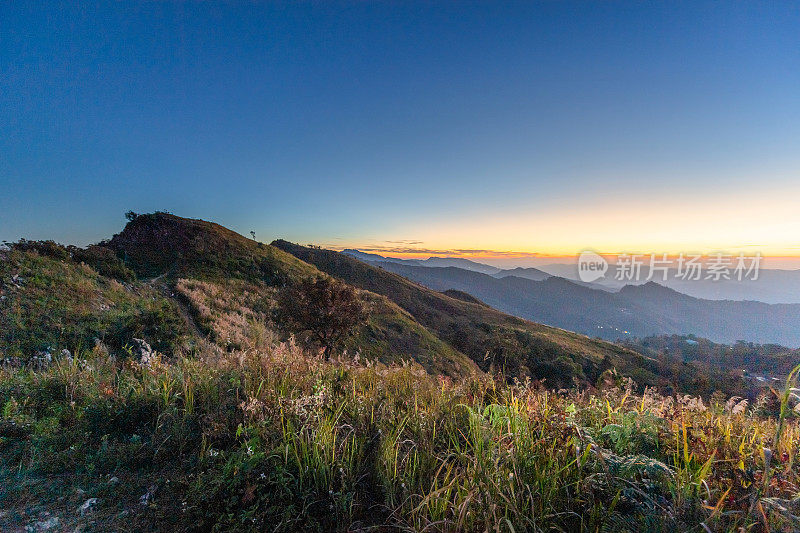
left=365, top=259, right=800, bottom=346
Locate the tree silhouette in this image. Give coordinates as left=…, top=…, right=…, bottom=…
left=277, top=277, right=367, bottom=359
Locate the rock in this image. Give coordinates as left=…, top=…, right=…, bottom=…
left=77, top=497, right=98, bottom=516
left=31, top=350, right=52, bottom=370
left=61, top=348, right=72, bottom=359
left=107, top=476, right=119, bottom=485
left=139, top=485, right=157, bottom=506
left=132, top=338, right=155, bottom=365
left=25, top=516, right=60, bottom=532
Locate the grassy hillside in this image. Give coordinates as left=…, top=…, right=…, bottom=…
left=2, top=345, right=799, bottom=532
left=174, top=277, right=475, bottom=376
left=1, top=213, right=750, bottom=391
left=108, top=212, right=318, bottom=282
left=105, top=213, right=477, bottom=377
left=272, top=240, right=686, bottom=390
left=0, top=246, right=191, bottom=360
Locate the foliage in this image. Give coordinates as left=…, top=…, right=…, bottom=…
left=276, top=277, right=367, bottom=359
left=0, top=248, right=188, bottom=360
left=3, top=344, right=800, bottom=532
left=72, top=244, right=136, bottom=282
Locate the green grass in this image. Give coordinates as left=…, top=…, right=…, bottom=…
left=272, top=239, right=727, bottom=392
left=109, top=212, right=319, bottom=283
left=0, top=248, right=191, bottom=360
left=2, top=344, right=800, bottom=532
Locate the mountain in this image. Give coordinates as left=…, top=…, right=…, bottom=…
left=363, top=260, right=800, bottom=347
left=440, top=289, right=490, bottom=306
left=419, top=257, right=501, bottom=274
left=539, top=262, right=800, bottom=304
left=492, top=266, right=550, bottom=281
left=273, top=239, right=747, bottom=392
left=1, top=213, right=757, bottom=393
left=342, top=249, right=501, bottom=274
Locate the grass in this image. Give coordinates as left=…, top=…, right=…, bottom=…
left=2, top=341, right=800, bottom=532
left=272, top=239, right=750, bottom=395
left=0, top=248, right=191, bottom=360
left=175, top=277, right=477, bottom=378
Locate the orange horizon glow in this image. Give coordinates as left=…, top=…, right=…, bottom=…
left=328, top=248, right=800, bottom=262
left=316, top=181, right=800, bottom=266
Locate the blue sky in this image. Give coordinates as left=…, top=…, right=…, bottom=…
left=2, top=2, right=799, bottom=256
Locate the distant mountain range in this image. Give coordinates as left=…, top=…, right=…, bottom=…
left=342, top=250, right=505, bottom=275
left=8, top=213, right=796, bottom=396
left=538, top=263, right=800, bottom=304
left=349, top=257, right=800, bottom=347
left=345, top=251, right=800, bottom=304
left=343, top=250, right=551, bottom=280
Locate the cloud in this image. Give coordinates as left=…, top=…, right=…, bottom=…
left=356, top=246, right=457, bottom=255
left=384, top=240, right=424, bottom=245
left=326, top=244, right=552, bottom=258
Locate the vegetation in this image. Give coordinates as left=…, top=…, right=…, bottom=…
left=3, top=342, right=800, bottom=531
left=6, top=213, right=800, bottom=530
left=624, top=334, right=800, bottom=379
left=272, top=239, right=753, bottom=395
left=277, top=277, right=367, bottom=360
left=0, top=246, right=190, bottom=361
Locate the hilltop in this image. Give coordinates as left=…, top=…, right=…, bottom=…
left=0, top=213, right=757, bottom=394
left=2, top=213, right=475, bottom=377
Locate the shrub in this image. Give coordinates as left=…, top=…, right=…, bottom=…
left=71, top=245, right=135, bottom=282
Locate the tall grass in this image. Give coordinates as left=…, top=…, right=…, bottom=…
left=2, top=343, right=800, bottom=531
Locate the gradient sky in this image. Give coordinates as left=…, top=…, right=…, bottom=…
left=2, top=2, right=799, bottom=259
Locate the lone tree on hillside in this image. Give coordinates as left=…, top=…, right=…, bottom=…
left=277, top=277, right=367, bottom=359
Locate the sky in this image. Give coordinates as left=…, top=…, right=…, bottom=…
left=2, top=2, right=799, bottom=263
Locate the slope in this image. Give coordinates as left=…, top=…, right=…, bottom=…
left=107, top=213, right=476, bottom=376
left=368, top=260, right=800, bottom=347
left=272, top=240, right=687, bottom=389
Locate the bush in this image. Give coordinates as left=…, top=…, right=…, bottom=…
left=71, top=245, right=135, bottom=282
left=6, top=239, right=70, bottom=260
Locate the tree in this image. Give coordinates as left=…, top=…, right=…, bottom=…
left=125, top=211, right=139, bottom=222
left=277, top=277, right=367, bottom=359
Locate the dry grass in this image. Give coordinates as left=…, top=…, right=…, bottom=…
left=2, top=341, right=800, bottom=532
